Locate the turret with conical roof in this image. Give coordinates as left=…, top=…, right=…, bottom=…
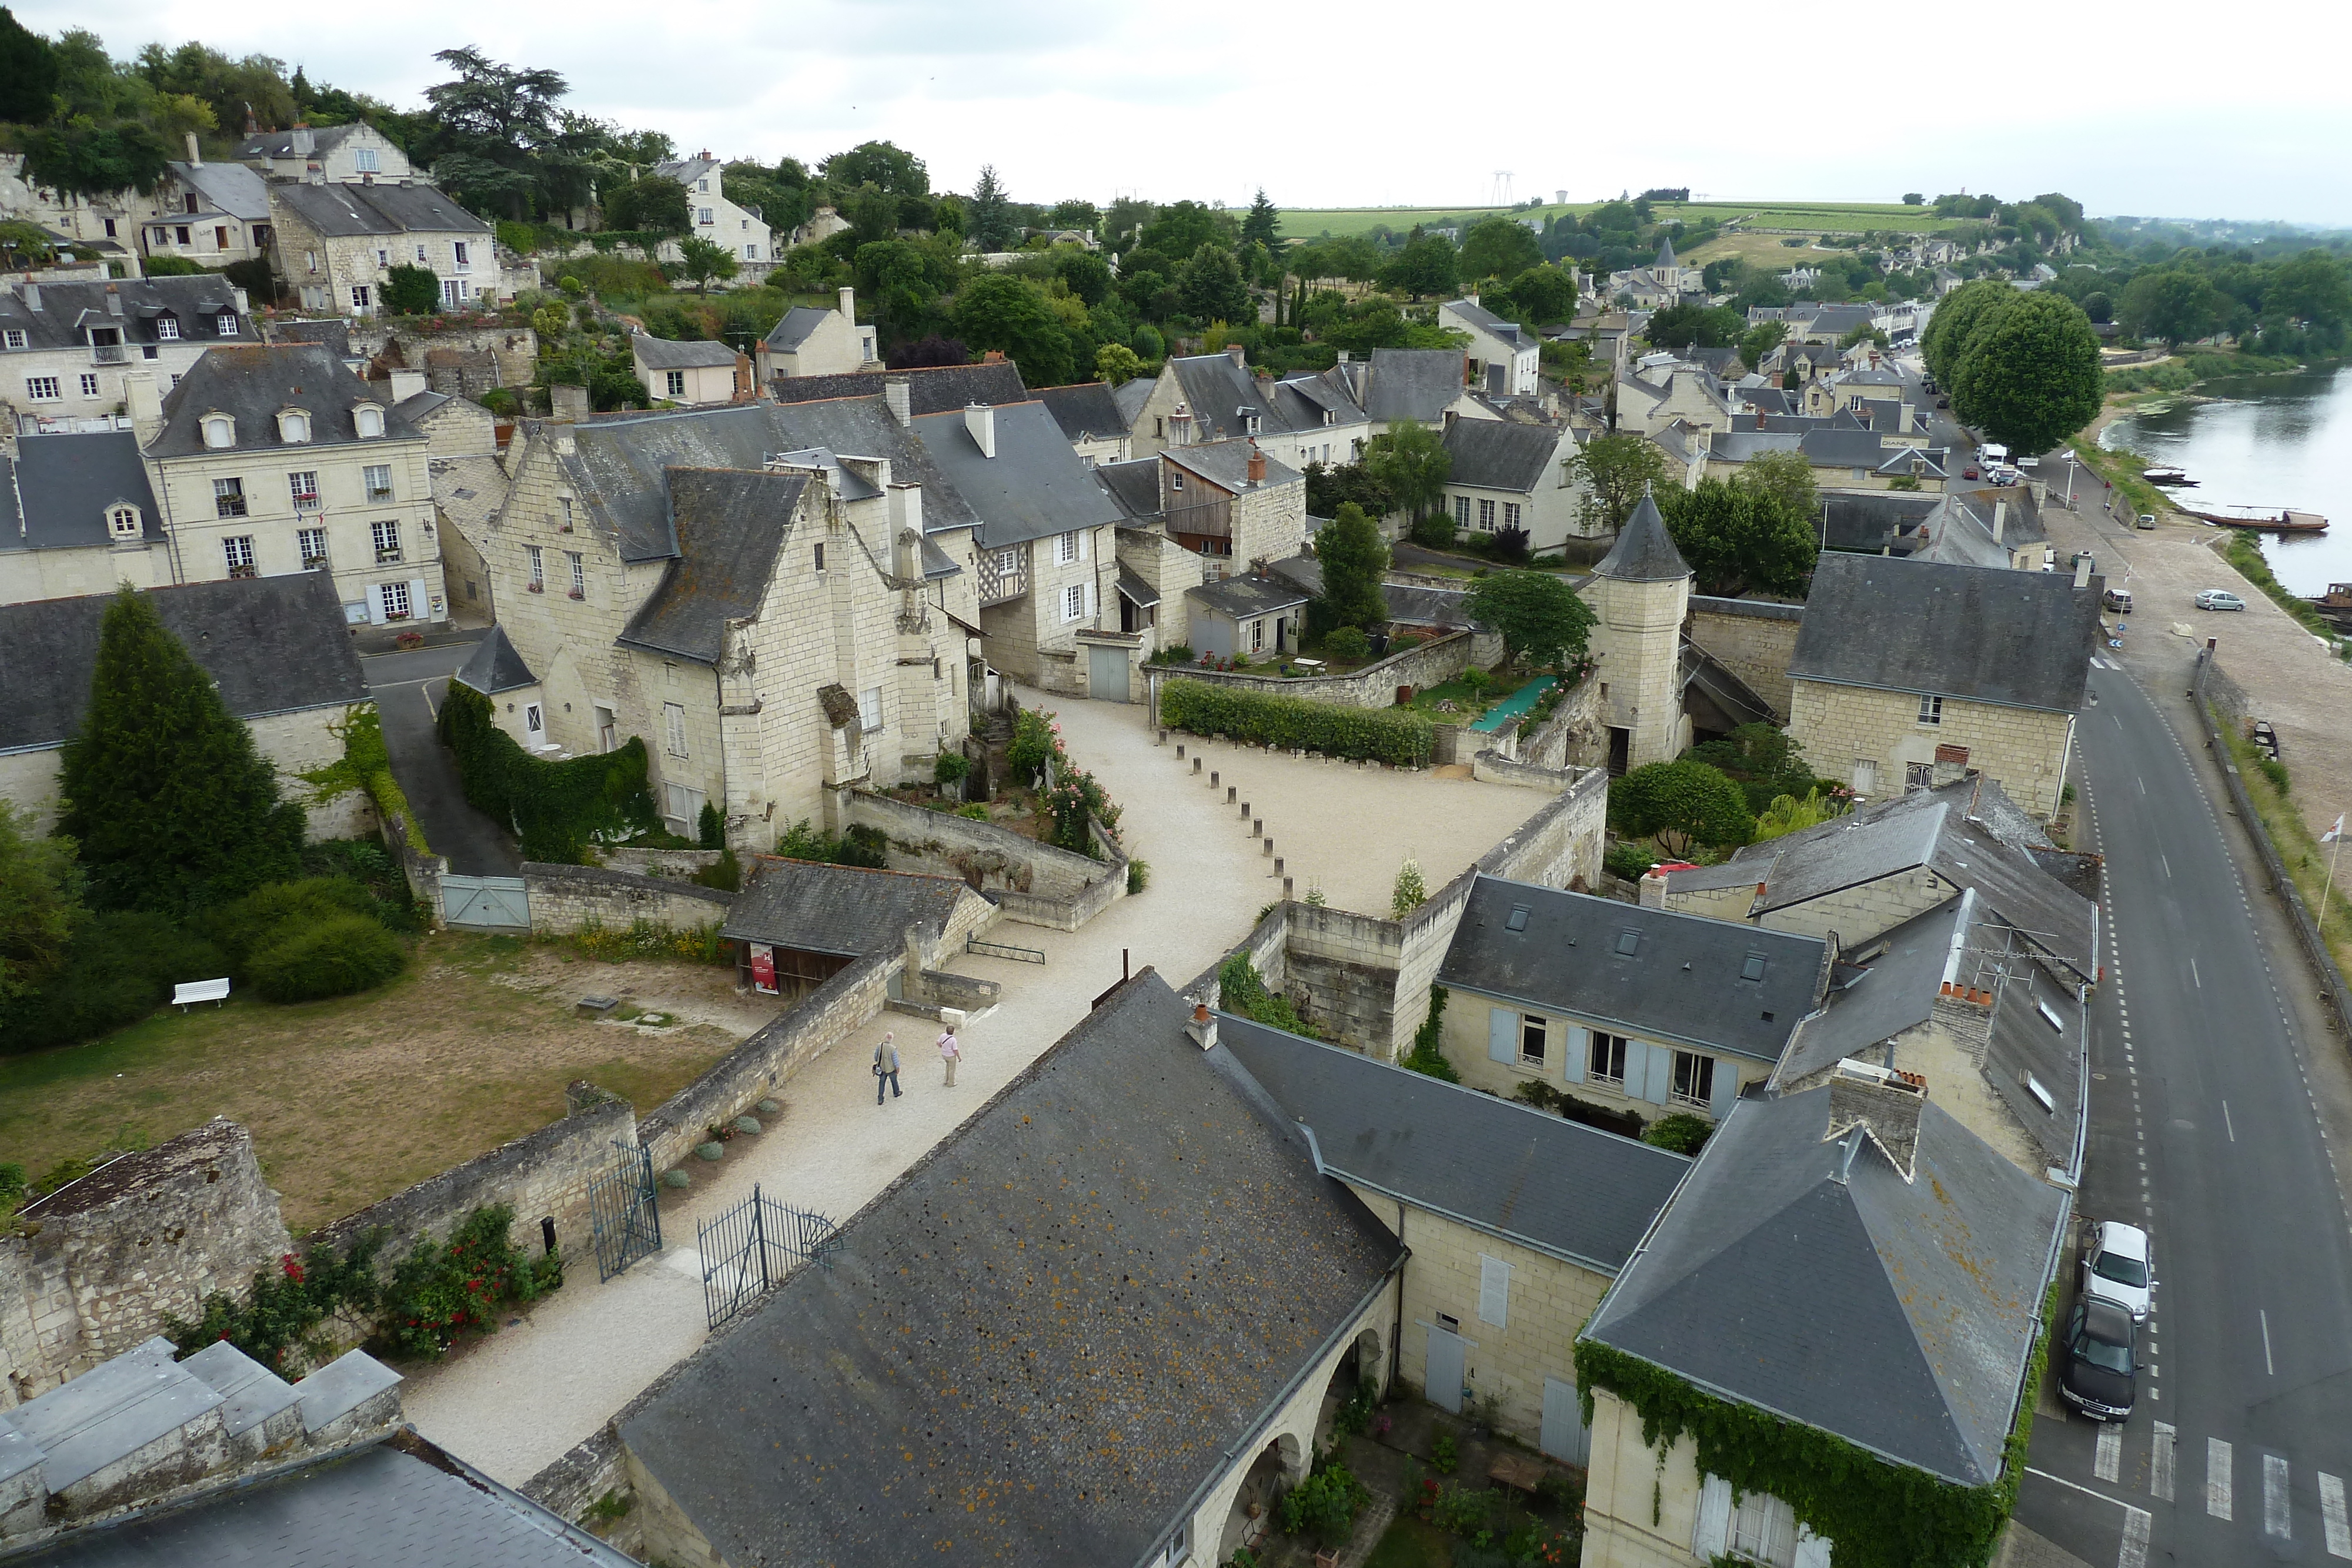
left=1581, top=484, right=1694, bottom=769
left=1655, top=235, right=1678, bottom=272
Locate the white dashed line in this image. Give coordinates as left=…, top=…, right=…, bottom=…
left=2263, top=1309, right=2276, bottom=1375
left=2268, top=1454, right=2294, bottom=1539
left=2224, top=1101, right=2236, bottom=1142
left=2210, top=1438, right=2234, bottom=1519
left=2097, top=1422, right=2123, bottom=1482
left=2119, top=1505, right=2151, bottom=1568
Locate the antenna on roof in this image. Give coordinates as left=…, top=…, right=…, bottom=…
left=1831, top=1125, right=1865, bottom=1185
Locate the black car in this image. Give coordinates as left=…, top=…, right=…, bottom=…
left=2060, top=1298, right=2137, bottom=1422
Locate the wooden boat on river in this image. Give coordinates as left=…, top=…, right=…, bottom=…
left=2143, top=465, right=2196, bottom=486
left=2181, top=504, right=2328, bottom=533
left=2311, top=583, right=2352, bottom=631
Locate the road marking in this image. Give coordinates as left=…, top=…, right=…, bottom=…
left=2096, top=1422, right=2122, bottom=1482
left=2210, top=1438, right=2234, bottom=1519
left=2190, top=956, right=2200, bottom=987
left=2323, top=1472, right=2351, bottom=1557
left=2119, top=1505, right=2151, bottom=1568
left=2161, top=852, right=2171, bottom=878
left=2151, top=1423, right=2175, bottom=1502
left=2224, top=1101, right=2236, bottom=1141
left=2262, top=1309, right=2276, bottom=1374
left=2137, top=777, right=2146, bottom=794
left=2268, top=1455, right=2293, bottom=1539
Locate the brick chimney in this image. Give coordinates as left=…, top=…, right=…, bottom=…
left=1225, top=342, right=1246, bottom=369
left=1828, top=1060, right=1927, bottom=1181
left=1247, top=443, right=1265, bottom=485
left=1187, top=1002, right=1220, bottom=1050
left=964, top=401, right=996, bottom=459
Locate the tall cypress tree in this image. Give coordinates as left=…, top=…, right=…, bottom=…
left=59, top=587, right=305, bottom=912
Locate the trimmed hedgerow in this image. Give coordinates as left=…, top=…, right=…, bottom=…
left=436, top=683, right=656, bottom=862
left=1160, top=678, right=1433, bottom=766
left=246, top=913, right=409, bottom=1002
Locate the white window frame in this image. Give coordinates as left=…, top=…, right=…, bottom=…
left=1852, top=758, right=1877, bottom=795
left=1729, top=1486, right=1799, bottom=1567
left=527, top=544, right=544, bottom=589
left=1478, top=497, right=1496, bottom=530
left=1503, top=502, right=1522, bottom=529
left=452, top=240, right=469, bottom=270
left=372, top=519, right=402, bottom=564
left=364, top=463, right=393, bottom=502
left=1477, top=1254, right=1511, bottom=1328
left=441, top=279, right=463, bottom=307
left=1454, top=494, right=1470, bottom=526
left=108, top=505, right=140, bottom=539
left=2, top=329, right=24, bottom=349
left=216, top=312, right=238, bottom=337
left=298, top=526, right=329, bottom=568
left=156, top=317, right=179, bottom=340
left=1251, top=618, right=1265, bottom=653
left=1063, top=582, right=1087, bottom=623
left=289, top=470, right=320, bottom=511
left=380, top=580, right=412, bottom=619
left=1055, top=531, right=1080, bottom=566
left=666, top=369, right=686, bottom=397
left=79, top=372, right=100, bottom=397
left=1588, top=1031, right=1628, bottom=1089
left=222, top=534, right=255, bottom=576
left=1671, top=1049, right=1715, bottom=1111
left=213, top=476, right=246, bottom=515
left=1519, top=1014, right=1548, bottom=1068
left=858, top=686, right=884, bottom=733
left=664, top=701, right=690, bottom=759
left=567, top=551, right=585, bottom=599
left=355, top=147, right=380, bottom=173
left=524, top=701, right=544, bottom=736
left=1917, top=693, right=1943, bottom=726
left=663, top=780, right=707, bottom=825
left=24, top=376, right=59, bottom=400
left=350, top=285, right=372, bottom=312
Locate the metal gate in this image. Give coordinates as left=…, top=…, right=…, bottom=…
left=586, top=1140, right=662, bottom=1282
left=443, top=874, right=530, bottom=930
left=697, top=1184, right=840, bottom=1330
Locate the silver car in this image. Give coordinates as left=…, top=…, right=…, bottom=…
left=2195, top=589, right=2247, bottom=611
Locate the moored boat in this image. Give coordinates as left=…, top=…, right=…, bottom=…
left=2181, top=504, right=2328, bottom=533
left=2143, top=465, right=2196, bottom=486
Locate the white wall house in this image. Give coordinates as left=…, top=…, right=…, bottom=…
left=1439, top=297, right=1541, bottom=396
left=653, top=155, right=774, bottom=268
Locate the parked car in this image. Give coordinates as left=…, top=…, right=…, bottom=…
left=2080, top=1220, right=2153, bottom=1322
left=1936, top=396, right=1951, bottom=408
left=2136, top=513, right=2157, bottom=529
left=2196, top=589, right=2247, bottom=611
left=2059, top=1298, right=2139, bottom=1422
left=2102, top=587, right=2133, bottom=613
left=1962, top=466, right=1980, bottom=480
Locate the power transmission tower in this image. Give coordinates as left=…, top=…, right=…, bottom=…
left=1491, top=170, right=1514, bottom=206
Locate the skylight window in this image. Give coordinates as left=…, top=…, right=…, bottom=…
left=1505, top=905, right=1529, bottom=932
left=1613, top=930, right=1641, bottom=957
left=1740, top=953, right=1768, bottom=982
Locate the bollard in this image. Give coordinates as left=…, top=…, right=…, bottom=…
left=1226, top=784, right=1237, bottom=803
left=1241, top=801, right=1251, bottom=820
left=1211, top=770, right=1220, bottom=788
left=1274, top=857, right=1284, bottom=877
left=1177, top=743, right=1186, bottom=759
left=1262, top=835, right=1272, bottom=855
left=1193, top=757, right=1202, bottom=774
left=1158, top=727, right=1167, bottom=745
left=1283, top=877, right=1294, bottom=900
left=1251, top=818, right=1262, bottom=838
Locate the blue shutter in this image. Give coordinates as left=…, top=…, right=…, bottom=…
left=1562, top=1025, right=1588, bottom=1083
left=1636, top=1042, right=1671, bottom=1106
left=1710, top=1058, right=1737, bottom=1118
left=1488, top=1007, right=1516, bottom=1063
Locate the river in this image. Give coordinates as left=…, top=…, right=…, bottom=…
left=2103, top=365, right=2352, bottom=596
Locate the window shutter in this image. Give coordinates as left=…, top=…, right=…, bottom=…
left=1477, top=1255, right=1509, bottom=1326
left=1488, top=1008, right=1515, bottom=1063
left=1635, top=1042, right=1671, bottom=1106
left=367, top=584, right=387, bottom=623
left=1087, top=580, right=1097, bottom=619
left=1562, top=1025, right=1588, bottom=1083
left=1793, top=1524, right=1832, bottom=1568
left=1694, top=1476, right=1733, bottom=1558
left=1710, top=1058, right=1738, bottom=1118
left=1078, top=527, right=1090, bottom=561
left=410, top=579, right=428, bottom=621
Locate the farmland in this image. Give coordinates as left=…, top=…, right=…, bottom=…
left=1282, top=198, right=1968, bottom=241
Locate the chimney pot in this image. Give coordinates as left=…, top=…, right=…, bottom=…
left=185, top=131, right=202, bottom=167
left=1187, top=1003, right=1220, bottom=1051
left=1225, top=342, right=1246, bottom=369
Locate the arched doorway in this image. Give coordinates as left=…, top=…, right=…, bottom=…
left=1219, top=1433, right=1304, bottom=1562
left=1318, top=1328, right=1384, bottom=1447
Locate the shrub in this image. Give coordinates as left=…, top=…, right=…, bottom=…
left=1322, top=626, right=1369, bottom=661
left=1411, top=511, right=1458, bottom=550
left=2, top=912, right=226, bottom=1054
left=692, top=848, right=742, bottom=892
left=2259, top=755, right=2291, bottom=794
left=1160, top=678, right=1434, bottom=767
left=1401, top=985, right=1459, bottom=1081
left=165, top=1235, right=383, bottom=1375
left=557, top=274, right=584, bottom=297
left=436, top=683, right=656, bottom=862
left=1392, top=857, right=1428, bottom=918
left=1127, top=858, right=1150, bottom=894
left=775, top=818, right=887, bottom=868
left=934, top=751, right=972, bottom=786
left=1432, top=1431, right=1460, bottom=1475
left=1610, top=759, right=1755, bottom=854
left=214, top=878, right=379, bottom=973
left=696, top=800, right=725, bottom=849
left=1514, top=1080, right=1563, bottom=1112
left=1603, top=841, right=1659, bottom=882
left=377, top=1203, right=562, bottom=1360
left=1643, top=1112, right=1715, bottom=1155
left=1281, top=1463, right=1369, bottom=1546
left=1218, top=952, right=1314, bottom=1037
left=956, top=803, right=990, bottom=821
left=1392, top=632, right=1425, bottom=651
left=245, top=913, right=408, bottom=1002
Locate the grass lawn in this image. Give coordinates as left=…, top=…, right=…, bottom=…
left=2212, top=703, right=2352, bottom=976
left=1364, top=1515, right=1456, bottom=1568
left=0, top=932, right=757, bottom=1232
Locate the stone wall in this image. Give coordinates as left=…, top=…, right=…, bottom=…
left=376, top=803, right=447, bottom=920
left=1788, top=677, right=2076, bottom=819
left=523, top=862, right=736, bottom=935
left=599, top=848, right=729, bottom=879
left=1, top=1122, right=293, bottom=1406
left=844, top=790, right=1127, bottom=932
left=347, top=320, right=539, bottom=392
left=310, top=1095, right=636, bottom=1276
left=1687, top=596, right=1804, bottom=719
left=1513, top=670, right=1607, bottom=772
left=1144, top=630, right=1478, bottom=724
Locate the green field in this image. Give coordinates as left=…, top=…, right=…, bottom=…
left=1283, top=199, right=1966, bottom=240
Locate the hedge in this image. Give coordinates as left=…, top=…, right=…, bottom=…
left=1160, top=678, right=1433, bottom=766
left=436, top=683, right=656, bottom=862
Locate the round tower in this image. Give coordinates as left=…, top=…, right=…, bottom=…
left=1584, top=488, right=1692, bottom=770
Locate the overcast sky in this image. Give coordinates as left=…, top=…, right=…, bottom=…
left=28, top=0, right=2352, bottom=228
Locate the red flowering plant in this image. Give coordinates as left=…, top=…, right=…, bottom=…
left=165, top=1236, right=383, bottom=1374
left=1006, top=708, right=1120, bottom=856
left=380, top=1204, right=563, bottom=1361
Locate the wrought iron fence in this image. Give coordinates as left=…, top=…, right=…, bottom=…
left=587, top=1140, right=662, bottom=1281
left=697, top=1185, right=841, bottom=1331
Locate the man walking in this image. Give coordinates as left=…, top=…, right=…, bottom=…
left=873, top=1032, right=901, bottom=1105
left=938, top=1023, right=961, bottom=1087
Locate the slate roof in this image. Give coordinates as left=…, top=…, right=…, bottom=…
left=1187, top=574, right=1309, bottom=620
left=1164, top=437, right=1303, bottom=493
left=909, top=401, right=1124, bottom=549
left=0, top=276, right=248, bottom=353
left=451, top=624, right=537, bottom=696
left=1444, top=299, right=1533, bottom=348
left=1982, top=921, right=2088, bottom=1172
left=429, top=454, right=507, bottom=540
left=1580, top=1084, right=2067, bottom=1488
left=768, top=361, right=1028, bottom=414
left=12, top=1432, right=640, bottom=1568
left=166, top=160, right=270, bottom=220
left=1438, top=876, right=1826, bottom=1063
left=146, top=343, right=424, bottom=459
left=1792, top=554, right=2100, bottom=713
left=234, top=124, right=371, bottom=161
left=1593, top=492, right=1690, bottom=582
left=630, top=335, right=739, bottom=370
left=1772, top=898, right=1966, bottom=1084
left=762, top=305, right=833, bottom=350
left=616, top=971, right=1401, bottom=1568
left=0, top=574, right=366, bottom=753
left=617, top=467, right=808, bottom=663
left=268, top=318, right=350, bottom=356
left=0, top=433, right=162, bottom=553
left=1095, top=457, right=1164, bottom=521
left=719, top=857, right=974, bottom=957
left=1442, top=418, right=1563, bottom=494
left=1218, top=1014, right=1691, bottom=1273
left=553, top=397, right=979, bottom=563
left=1819, top=490, right=1940, bottom=554
left=652, top=156, right=722, bottom=186
left=1031, top=380, right=1127, bottom=446
left=1165, top=354, right=1365, bottom=444
left=268, top=181, right=488, bottom=237
left=1112, top=375, right=1156, bottom=425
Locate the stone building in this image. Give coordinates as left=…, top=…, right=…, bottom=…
left=0, top=430, right=167, bottom=605
left=1438, top=418, right=1588, bottom=554
left=266, top=180, right=505, bottom=316
left=1033, top=379, right=1132, bottom=465
left=0, top=274, right=254, bottom=433
left=235, top=122, right=415, bottom=183
left=754, top=287, right=878, bottom=384
left=1786, top=553, right=2100, bottom=818
left=653, top=153, right=773, bottom=267
left=130, top=140, right=274, bottom=268
left=629, top=334, right=749, bottom=407
left=1582, top=490, right=1693, bottom=771
left=1438, top=297, right=1542, bottom=395
left=1125, top=346, right=1371, bottom=469
left=143, top=343, right=445, bottom=627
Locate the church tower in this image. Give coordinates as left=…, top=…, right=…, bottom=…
left=1583, top=488, right=1692, bottom=771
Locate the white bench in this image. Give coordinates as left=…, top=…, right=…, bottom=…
left=172, top=978, right=230, bottom=1011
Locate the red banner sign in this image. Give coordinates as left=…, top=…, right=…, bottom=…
left=749, top=942, right=777, bottom=994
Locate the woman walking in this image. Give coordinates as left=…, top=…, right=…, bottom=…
left=938, top=1024, right=961, bottom=1086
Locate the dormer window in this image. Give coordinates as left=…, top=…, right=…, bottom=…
left=108, top=504, right=141, bottom=540
left=155, top=317, right=179, bottom=341
left=201, top=413, right=235, bottom=449
left=278, top=409, right=311, bottom=443
left=216, top=313, right=238, bottom=337
left=354, top=403, right=386, bottom=439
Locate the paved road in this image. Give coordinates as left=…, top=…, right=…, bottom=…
left=2011, top=650, right=2352, bottom=1566
left=360, top=636, right=521, bottom=876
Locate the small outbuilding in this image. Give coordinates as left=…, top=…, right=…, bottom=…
left=1183, top=573, right=1308, bottom=661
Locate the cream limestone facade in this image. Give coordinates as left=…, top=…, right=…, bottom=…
left=1582, top=570, right=1692, bottom=771
left=0, top=538, right=166, bottom=605
left=0, top=704, right=369, bottom=841
left=1582, top=1392, right=1828, bottom=1568
left=977, top=526, right=1114, bottom=694
left=1438, top=988, right=1763, bottom=1126
left=1788, top=677, right=2076, bottom=820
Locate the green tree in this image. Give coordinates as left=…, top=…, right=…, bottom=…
left=1095, top=342, right=1144, bottom=383
left=1312, top=503, right=1390, bottom=636
left=0, top=8, right=59, bottom=122
left=1361, top=419, right=1451, bottom=523
left=1382, top=229, right=1459, bottom=300
left=1499, top=265, right=1578, bottom=326
left=20, top=122, right=171, bottom=199
left=0, top=800, right=82, bottom=1012
left=1466, top=570, right=1597, bottom=668
left=1240, top=188, right=1282, bottom=252
left=1459, top=216, right=1544, bottom=283
left=966, top=163, right=1015, bottom=252
left=1687, top=723, right=1832, bottom=816
left=1738, top=319, right=1787, bottom=369
left=382, top=264, right=440, bottom=316
left=950, top=272, right=1074, bottom=387
left=1901, top=192, right=1925, bottom=205
left=1048, top=198, right=1101, bottom=233
left=821, top=140, right=929, bottom=197
left=1392, top=857, right=1428, bottom=918
left=59, top=588, right=305, bottom=912
left=1609, top=758, right=1753, bottom=855
left=1176, top=242, right=1251, bottom=325
left=1644, top=302, right=1743, bottom=352
left=1654, top=470, right=1818, bottom=598
left=2117, top=269, right=2224, bottom=348
left=602, top=173, right=688, bottom=234
left=674, top=234, right=739, bottom=296
left=1138, top=200, right=1230, bottom=262
left=1949, top=291, right=2104, bottom=457
left=1568, top=432, right=1672, bottom=534
left=1919, top=277, right=2012, bottom=386
left=416, top=48, right=576, bottom=219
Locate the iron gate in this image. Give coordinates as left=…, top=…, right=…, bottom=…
left=698, top=1184, right=840, bottom=1330
left=443, top=874, right=530, bottom=930
left=586, top=1140, right=662, bottom=1282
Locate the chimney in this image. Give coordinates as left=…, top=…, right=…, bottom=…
left=1187, top=1002, right=1220, bottom=1051
left=125, top=370, right=163, bottom=444
left=229, top=286, right=248, bottom=315
left=185, top=131, right=202, bottom=167
left=1335, top=349, right=1351, bottom=364
left=2073, top=554, right=2094, bottom=589
left=1828, top=1062, right=1927, bottom=1181
left=883, top=374, right=912, bottom=427
left=1247, top=443, right=1265, bottom=485
left=550, top=383, right=590, bottom=424
left=1992, top=500, right=2007, bottom=543
left=838, top=285, right=856, bottom=321
left=964, top=401, right=995, bottom=459
left=21, top=278, right=39, bottom=312
left=387, top=368, right=429, bottom=402
left=1225, top=342, right=1246, bottom=369
left=889, top=484, right=925, bottom=577
left=104, top=284, right=122, bottom=315
left=243, top=102, right=258, bottom=135
left=290, top=126, right=313, bottom=159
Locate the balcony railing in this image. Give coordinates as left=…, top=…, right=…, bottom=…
left=226, top=561, right=257, bottom=580
left=215, top=497, right=247, bottom=519
left=366, top=486, right=394, bottom=504
left=292, top=495, right=320, bottom=513
left=375, top=546, right=403, bottom=566
left=91, top=343, right=125, bottom=364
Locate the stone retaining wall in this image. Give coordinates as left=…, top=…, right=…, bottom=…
left=523, top=862, right=735, bottom=935
left=846, top=791, right=1125, bottom=932
left=1687, top=596, right=1804, bottom=719
left=377, top=807, right=447, bottom=922
left=1144, top=630, right=1478, bottom=723
left=599, top=848, right=728, bottom=879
